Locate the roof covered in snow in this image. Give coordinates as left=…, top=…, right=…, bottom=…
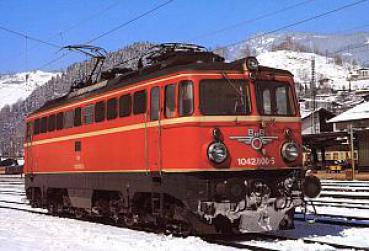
left=328, top=102, right=369, bottom=123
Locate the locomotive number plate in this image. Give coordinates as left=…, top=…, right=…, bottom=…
left=237, top=157, right=275, bottom=166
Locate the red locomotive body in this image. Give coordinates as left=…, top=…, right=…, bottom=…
left=24, top=44, right=319, bottom=235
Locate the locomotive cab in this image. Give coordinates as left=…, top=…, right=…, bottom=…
left=180, top=57, right=315, bottom=233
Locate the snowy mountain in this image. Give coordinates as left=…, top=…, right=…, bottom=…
left=225, top=32, right=369, bottom=66
left=0, top=71, right=59, bottom=110
left=257, top=50, right=350, bottom=90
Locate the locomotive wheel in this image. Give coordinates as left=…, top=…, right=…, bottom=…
left=47, top=202, right=58, bottom=216
left=123, top=213, right=136, bottom=227
left=74, top=208, right=86, bottom=219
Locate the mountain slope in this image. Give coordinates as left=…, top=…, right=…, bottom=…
left=226, top=32, right=369, bottom=65
left=0, top=71, right=59, bottom=110
left=257, top=50, right=350, bottom=90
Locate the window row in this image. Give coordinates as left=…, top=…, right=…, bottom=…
left=30, top=81, right=194, bottom=135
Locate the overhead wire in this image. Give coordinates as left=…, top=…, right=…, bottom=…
left=114, top=0, right=369, bottom=68
left=3, top=0, right=124, bottom=64
left=216, top=0, right=369, bottom=51
left=0, top=24, right=62, bottom=49
left=12, top=0, right=369, bottom=72
left=189, top=0, right=316, bottom=43
left=86, top=0, right=174, bottom=44
left=35, top=0, right=175, bottom=71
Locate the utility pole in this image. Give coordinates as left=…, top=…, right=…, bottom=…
left=310, top=56, right=316, bottom=134
left=348, top=124, right=355, bottom=180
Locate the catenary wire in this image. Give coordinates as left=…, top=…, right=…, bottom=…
left=217, top=0, right=369, bottom=51
left=4, top=0, right=124, bottom=64
left=36, top=0, right=175, bottom=71
left=113, top=0, right=369, bottom=68
left=0, top=25, right=61, bottom=49
left=189, top=0, right=316, bottom=43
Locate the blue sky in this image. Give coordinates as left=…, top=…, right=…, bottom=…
left=0, top=0, right=369, bottom=73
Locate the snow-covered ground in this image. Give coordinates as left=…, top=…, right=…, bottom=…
left=1, top=208, right=369, bottom=251
left=0, top=71, right=58, bottom=110
left=1, top=177, right=369, bottom=250
left=0, top=209, right=235, bottom=251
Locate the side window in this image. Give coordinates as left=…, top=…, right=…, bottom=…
left=107, top=98, right=118, bottom=120
left=40, top=117, right=47, bottom=133
left=262, top=89, right=272, bottom=114
left=133, top=90, right=146, bottom=115
left=82, top=105, right=94, bottom=124
left=56, top=112, right=64, bottom=130
left=74, top=107, right=82, bottom=127
left=95, top=101, right=106, bottom=123
left=34, top=118, right=40, bottom=135
left=64, top=110, right=74, bottom=129
left=119, top=94, right=131, bottom=117
left=48, top=114, right=56, bottom=132
left=178, top=80, right=193, bottom=116
left=150, top=87, right=160, bottom=121
left=165, top=84, right=176, bottom=118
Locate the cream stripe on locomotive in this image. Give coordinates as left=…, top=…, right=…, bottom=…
left=25, top=166, right=301, bottom=174
left=28, top=72, right=244, bottom=120
left=25, top=115, right=300, bottom=147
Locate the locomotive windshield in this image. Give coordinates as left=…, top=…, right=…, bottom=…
left=199, top=79, right=250, bottom=115
left=256, top=81, right=296, bottom=116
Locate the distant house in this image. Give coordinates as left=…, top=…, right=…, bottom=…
left=302, top=108, right=335, bottom=135
left=349, top=68, right=369, bottom=81
left=328, top=102, right=369, bottom=171
left=329, top=101, right=369, bottom=131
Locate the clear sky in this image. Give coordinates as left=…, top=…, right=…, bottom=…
left=0, top=0, right=369, bottom=73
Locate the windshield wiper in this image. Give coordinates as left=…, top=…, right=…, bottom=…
left=222, top=72, right=247, bottom=114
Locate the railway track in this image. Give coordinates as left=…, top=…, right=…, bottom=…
left=1, top=176, right=369, bottom=250
left=204, top=233, right=369, bottom=250
left=1, top=199, right=366, bottom=251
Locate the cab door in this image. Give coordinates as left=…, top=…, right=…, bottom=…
left=148, top=86, right=162, bottom=173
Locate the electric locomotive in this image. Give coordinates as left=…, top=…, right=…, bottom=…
left=24, top=43, right=320, bottom=235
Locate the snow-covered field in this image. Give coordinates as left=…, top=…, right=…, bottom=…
left=0, top=71, right=58, bottom=110
left=1, top=177, right=369, bottom=251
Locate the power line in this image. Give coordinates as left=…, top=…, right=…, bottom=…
left=86, top=0, right=174, bottom=44
left=62, top=0, right=124, bottom=35
left=4, top=0, right=124, bottom=63
left=190, top=0, right=316, bottom=42
left=36, top=0, right=175, bottom=71
left=217, top=0, right=369, bottom=50
left=0, top=25, right=61, bottom=49
left=331, top=42, right=369, bottom=55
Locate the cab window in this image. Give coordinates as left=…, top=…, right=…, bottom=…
left=165, top=84, right=176, bottom=118
left=256, top=81, right=296, bottom=116
left=178, top=80, right=193, bottom=116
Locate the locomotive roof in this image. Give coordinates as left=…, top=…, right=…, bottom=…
left=30, top=60, right=293, bottom=117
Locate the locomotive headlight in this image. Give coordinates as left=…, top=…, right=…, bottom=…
left=281, top=142, right=299, bottom=162
left=208, top=142, right=228, bottom=164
